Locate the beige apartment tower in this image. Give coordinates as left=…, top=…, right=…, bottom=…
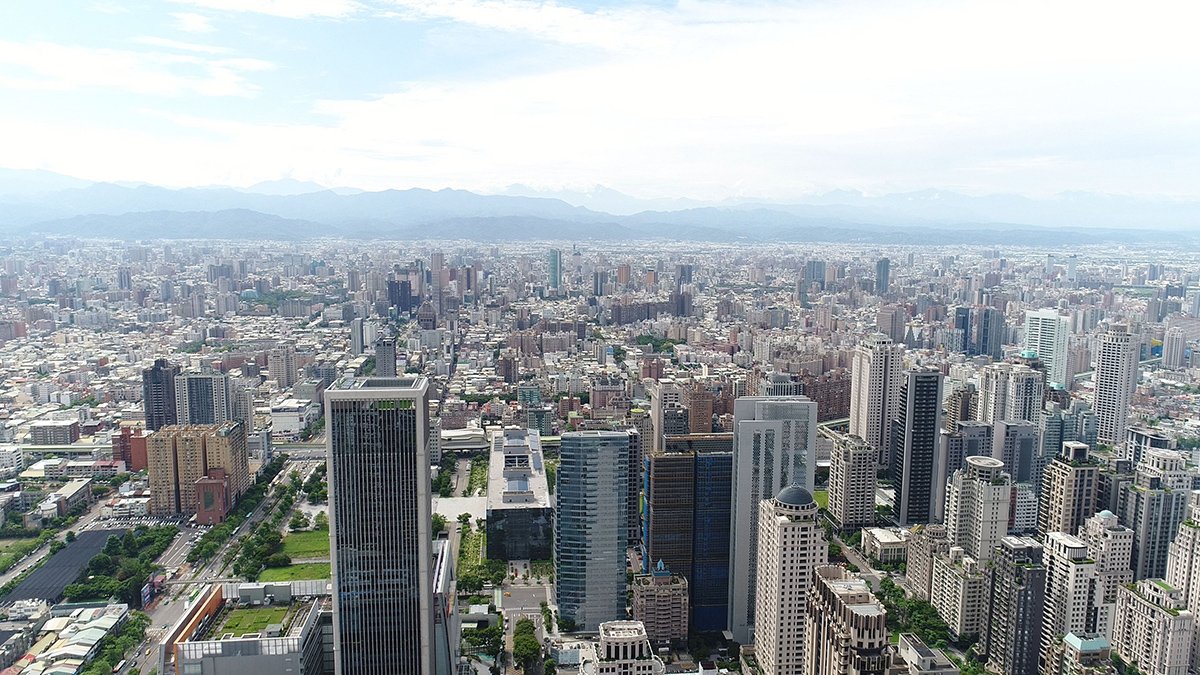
left=147, top=422, right=250, bottom=519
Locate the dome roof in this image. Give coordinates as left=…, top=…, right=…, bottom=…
left=775, top=484, right=815, bottom=507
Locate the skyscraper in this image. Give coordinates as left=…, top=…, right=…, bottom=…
left=142, top=358, right=179, bottom=431
left=1041, top=532, right=1105, bottom=666
left=1163, top=327, right=1188, bottom=370
left=1120, top=449, right=1191, bottom=580
left=753, top=485, right=827, bottom=675
left=849, top=333, right=904, bottom=462
left=728, top=396, right=819, bottom=643
left=804, top=566, right=889, bottom=675
left=828, top=434, right=877, bottom=530
left=557, top=430, right=633, bottom=631
left=326, top=377, right=443, bottom=675
left=146, top=421, right=250, bottom=523
left=875, top=257, right=890, bottom=295
left=889, top=368, right=944, bottom=525
left=268, top=343, right=298, bottom=390
left=1024, top=308, right=1071, bottom=388
left=975, top=306, right=1006, bottom=361
left=981, top=536, right=1046, bottom=675
left=1037, top=441, right=1099, bottom=539
left=374, top=336, right=397, bottom=378
left=644, top=433, right=733, bottom=632
left=548, top=248, right=563, bottom=291
left=175, top=370, right=233, bottom=425
left=1093, top=324, right=1138, bottom=448
left=944, top=456, right=1011, bottom=564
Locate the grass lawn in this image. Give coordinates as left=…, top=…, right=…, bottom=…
left=220, top=606, right=288, bottom=636
left=814, top=489, right=829, bottom=510
left=282, top=530, right=330, bottom=559
left=259, top=562, right=331, bottom=582
left=0, top=538, right=36, bottom=552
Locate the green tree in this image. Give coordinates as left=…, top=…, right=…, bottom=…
left=432, top=514, right=447, bottom=537
left=512, top=619, right=541, bottom=670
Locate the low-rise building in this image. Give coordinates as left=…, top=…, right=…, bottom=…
left=28, top=420, right=80, bottom=446
left=890, top=633, right=960, bottom=674
left=269, top=398, right=318, bottom=437
left=862, top=527, right=908, bottom=564
left=580, top=621, right=665, bottom=675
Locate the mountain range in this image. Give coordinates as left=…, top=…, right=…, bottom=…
left=0, top=169, right=1195, bottom=244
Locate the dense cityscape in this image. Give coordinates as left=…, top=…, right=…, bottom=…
left=0, top=237, right=1191, bottom=675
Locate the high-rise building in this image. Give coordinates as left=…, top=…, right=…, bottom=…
left=682, top=384, right=714, bottom=434
left=992, top=419, right=1040, bottom=485
left=1093, top=324, right=1138, bottom=447
left=1166, top=495, right=1200, bottom=670
left=1079, top=510, right=1133, bottom=640
left=728, top=396, right=818, bottom=643
left=349, top=317, right=364, bottom=355
left=889, top=368, right=944, bottom=525
left=828, top=434, right=877, bottom=530
left=875, top=257, right=891, bottom=295
left=1126, top=425, right=1174, bottom=466
left=907, top=524, right=950, bottom=602
left=976, top=363, right=1045, bottom=424
left=557, top=430, right=634, bottom=631
left=929, top=547, right=987, bottom=640
left=374, top=337, right=397, bottom=377
left=876, top=305, right=907, bottom=344
left=146, top=422, right=250, bottom=523
left=268, top=343, right=298, bottom=390
left=1112, top=579, right=1193, bottom=675
left=631, top=563, right=689, bottom=646
left=850, top=333, right=904, bottom=461
left=175, top=371, right=233, bottom=426
left=1041, top=533, right=1106, bottom=666
left=1024, top=309, right=1071, bottom=388
left=752, top=485, right=827, bottom=675
left=944, top=456, right=1011, bottom=564
left=804, top=566, right=889, bottom=675
left=981, top=536, right=1046, bottom=675
left=326, top=376, right=447, bottom=675
left=1038, top=441, right=1100, bottom=539
left=548, top=248, right=563, bottom=291
left=940, top=420, right=993, bottom=476
left=1120, top=449, right=1191, bottom=580
left=1038, top=400, right=1098, bottom=468
left=588, top=621, right=666, bottom=675
left=974, top=306, right=1006, bottom=361
left=645, top=433, right=733, bottom=632
left=142, top=358, right=179, bottom=431
left=1163, top=327, right=1188, bottom=370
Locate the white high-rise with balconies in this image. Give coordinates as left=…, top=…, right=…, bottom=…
left=849, top=333, right=904, bottom=461
left=1025, top=308, right=1071, bottom=388
left=944, top=455, right=1011, bottom=565
left=1093, top=324, right=1138, bottom=448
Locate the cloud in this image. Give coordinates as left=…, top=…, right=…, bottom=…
left=133, top=36, right=231, bottom=54
left=171, top=12, right=215, bottom=33
left=170, top=0, right=362, bottom=19
left=0, top=40, right=273, bottom=97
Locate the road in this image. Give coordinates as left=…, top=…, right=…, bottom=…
left=834, top=534, right=882, bottom=591
left=0, top=498, right=111, bottom=589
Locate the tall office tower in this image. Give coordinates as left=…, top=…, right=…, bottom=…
left=1093, top=324, right=1139, bottom=447
left=649, top=380, right=682, bottom=453
left=1024, top=308, right=1071, bottom=388
left=752, top=486, right=827, bottom=675
left=875, top=257, right=890, bottom=294
left=645, top=433, right=733, bottom=632
left=1120, top=449, right=1191, bottom=580
left=828, top=434, right=877, bottom=530
left=804, top=259, right=827, bottom=290
left=992, top=420, right=1040, bottom=485
left=1164, top=327, right=1188, bottom=370
left=1041, top=533, right=1106, bottom=666
left=374, top=337, right=397, bottom=377
left=953, top=306, right=974, bottom=354
left=557, top=430, right=632, bottom=631
left=429, top=250, right=445, bottom=314
left=1039, top=399, right=1098, bottom=464
left=976, top=363, right=1044, bottom=424
left=728, top=396, right=819, bottom=643
left=146, top=422, right=250, bottom=522
left=1112, top=579, right=1193, bottom=675
left=142, top=358, right=180, bottom=431
left=1168, top=497, right=1200, bottom=671
left=349, top=317, right=364, bottom=355
left=941, top=420, right=993, bottom=476
left=876, top=305, right=907, bottom=343
left=944, top=456, right=1011, bottom=564
left=1038, top=442, right=1100, bottom=539
left=326, top=377, right=450, bottom=675
left=682, top=385, right=714, bottom=434
left=981, top=537, right=1046, bottom=675
left=849, top=333, right=904, bottom=461
left=906, top=524, right=950, bottom=601
left=975, top=306, right=1006, bottom=360
left=625, top=429, right=643, bottom=547
left=268, top=343, right=298, bottom=389
left=175, top=371, right=232, bottom=425
left=548, top=248, right=562, bottom=291
left=804, top=566, right=889, bottom=675
left=889, top=368, right=944, bottom=525
left=1080, top=510, right=1134, bottom=639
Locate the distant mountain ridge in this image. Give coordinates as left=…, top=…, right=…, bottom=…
left=0, top=169, right=1196, bottom=243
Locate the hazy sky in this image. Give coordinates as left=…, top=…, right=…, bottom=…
left=1, top=0, right=1197, bottom=200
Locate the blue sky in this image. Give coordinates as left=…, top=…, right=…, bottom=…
left=0, top=0, right=1197, bottom=200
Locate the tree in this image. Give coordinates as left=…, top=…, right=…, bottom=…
left=65, top=531, right=76, bottom=543
left=432, top=514, right=447, bottom=537
left=458, top=513, right=473, bottom=530
left=512, top=619, right=541, bottom=670
left=313, top=512, right=329, bottom=531
left=289, top=511, right=310, bottom=531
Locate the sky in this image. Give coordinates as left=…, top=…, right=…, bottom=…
left=0, top=0, right=1197, bottom=201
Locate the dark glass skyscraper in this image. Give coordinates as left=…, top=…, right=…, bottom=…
left=327, top=377, right=435, bottom=675
left=889, top=368, right=944, bottom=525
left=142, top=358, right=179, bottom=431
